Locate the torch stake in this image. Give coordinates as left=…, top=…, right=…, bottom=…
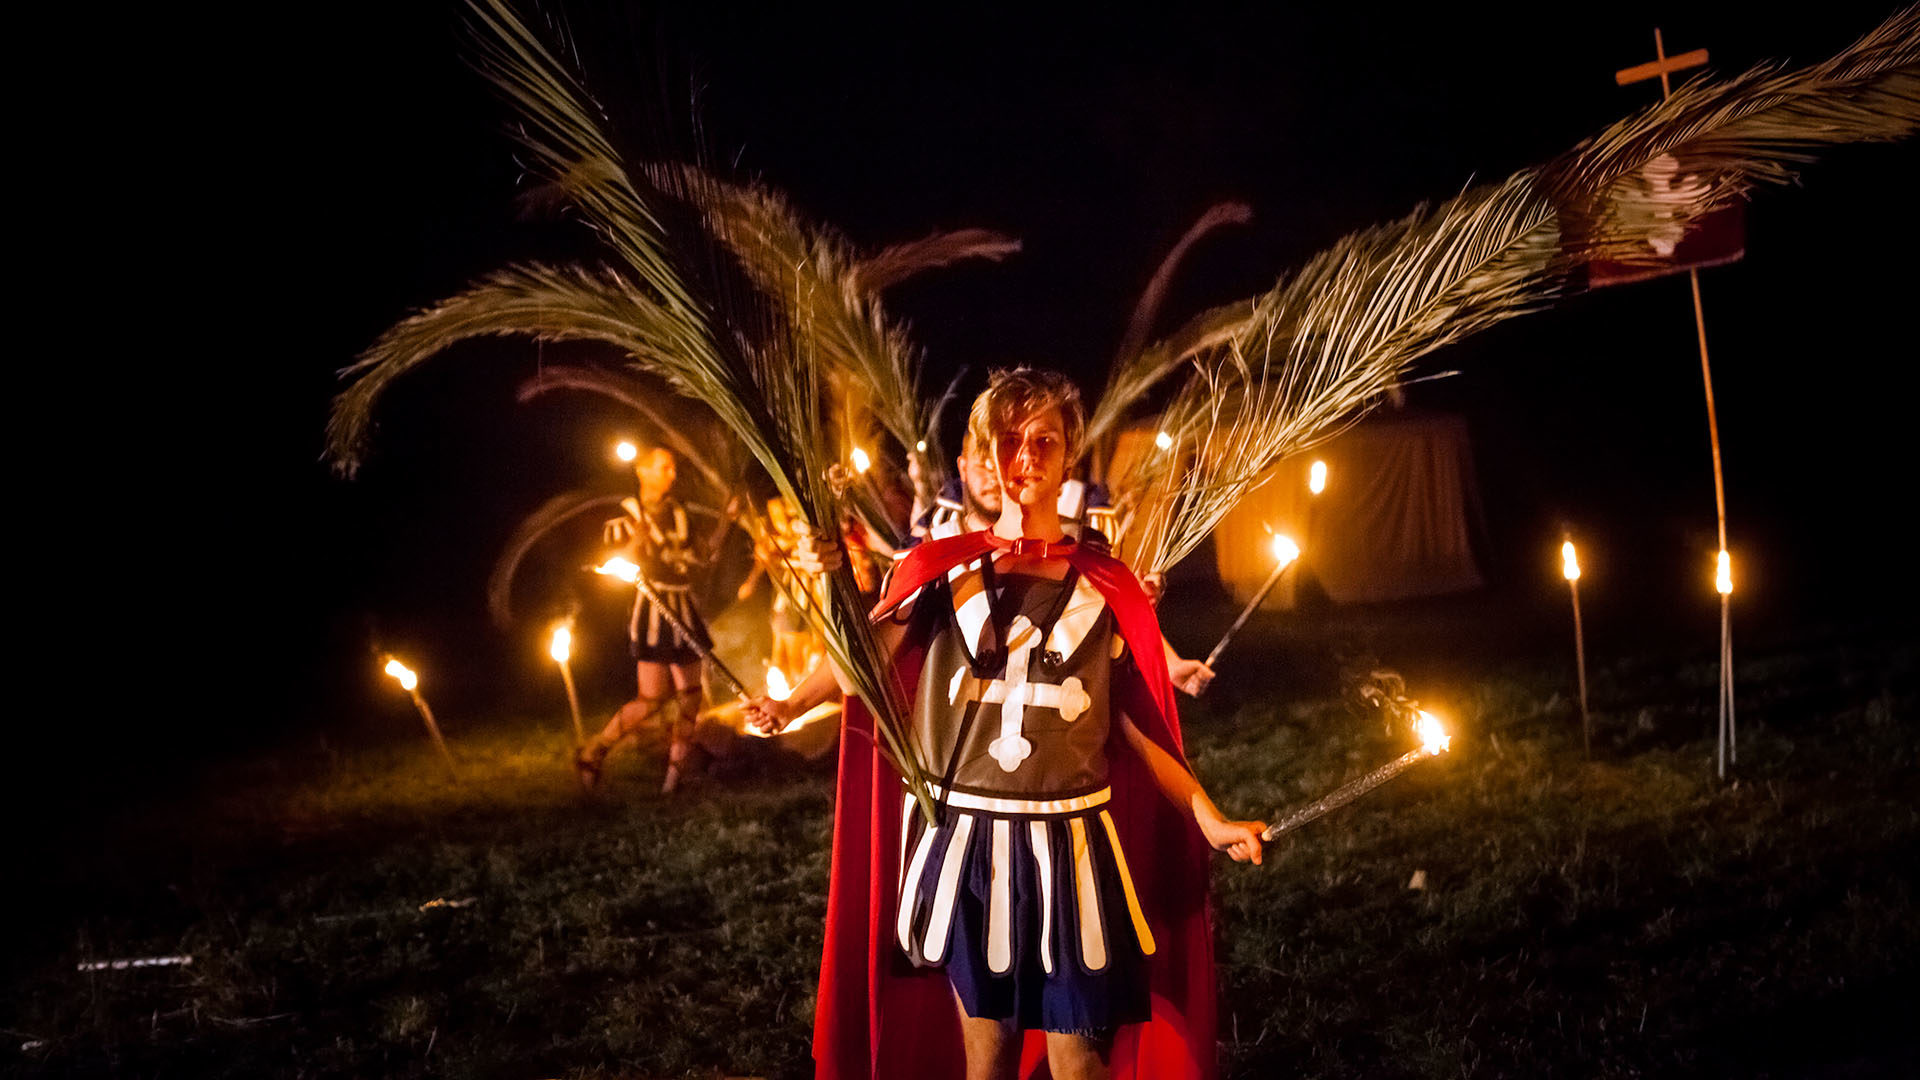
left=557, top=660, right=585, bottom=743
left=407, top=689, right=458, bottom=779
left=1569, top=578, right=1591, bottom=757
left=1718, top=593, right=1737, bottom=776
left=1206, top=559, right=1292, bottom=669
left=628, top=569, right=752, bottom=700
left=1262, top=748, right=1434, bottom=841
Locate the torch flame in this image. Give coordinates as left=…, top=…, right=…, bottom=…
left=1271, top=533, right=1301, bottom=568
left=766, top=665, right=793, bottom=701
left=915, top=440, right=928, bottom=453
left=1308, top=460, right=1328, bottom=495
left=1561, top=540, right=1581, bottom=582
left=549, top=624, right=572, bottom=664
left=1154, top=430, right=1174, bottom=451
left=615, top=440, right=638, bottom=463
left=1414, top=709, right=1451, bottom=756
left=594, top=556, right=641, bottom=584
left=850, top=447, right=872, bottom=474
left=383, top=658, right=418, bottom=692
left=1716, top=550, right=1732, bottom=596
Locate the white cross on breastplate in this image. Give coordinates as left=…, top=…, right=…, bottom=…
left=948, top=615, right=1094, bottom=773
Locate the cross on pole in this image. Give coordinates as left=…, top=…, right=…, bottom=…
left=1615, top=29, right=1738, bottom=780
left=1614, top=31, right=1708, bottom=94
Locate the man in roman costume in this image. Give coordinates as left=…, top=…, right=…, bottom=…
left=749, top=368, right=1263, bottom=1080
left=576, top=446, right=716, bottom=795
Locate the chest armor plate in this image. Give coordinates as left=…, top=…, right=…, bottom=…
left=635, top=500, right=695, bottom=586
left=911, top=563, right=1120, bottom=798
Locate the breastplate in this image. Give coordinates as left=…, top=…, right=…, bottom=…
left=912, top=565, right=1118, bottom=798
left=636, top=501, right=695, bottom=587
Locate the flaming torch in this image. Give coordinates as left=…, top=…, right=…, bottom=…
left=382, top=656, right=457, bottom=778
left=745, top=664, right=842, bottom=744
left=1262, top=709, right=1451, bottom=841
left=1205, top=533, right=1301, bottom=668
left=849, top=446, right=872, bottom=475
left=594, top=556, right=753, bottom=701
left=614, top=440, right=639, bottom=463
left=549, top=622, right=585, bottom=743
left=1562, top=537, right=1591, bottom=756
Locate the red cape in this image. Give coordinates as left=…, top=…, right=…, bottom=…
left=813, top=531, right=1217, bottom=1080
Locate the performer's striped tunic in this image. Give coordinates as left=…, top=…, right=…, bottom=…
left=625, top=498, right=712, bottom=665
left=893, top=557, right=1153, bottom=1033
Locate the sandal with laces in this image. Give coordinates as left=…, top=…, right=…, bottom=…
left=573, top=744, right=605, bottom=791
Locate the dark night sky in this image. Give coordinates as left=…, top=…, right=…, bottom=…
left=35, top=2, right=1916, bottom=805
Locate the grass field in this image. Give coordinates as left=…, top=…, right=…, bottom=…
left=7, top=616, right=1917, bottom=1079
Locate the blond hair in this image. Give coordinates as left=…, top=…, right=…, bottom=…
left=966, top=368, right=1085, bottom=461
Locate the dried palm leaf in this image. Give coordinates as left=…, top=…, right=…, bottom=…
left=332, top=0, right=940, bottom=822
left=515, top=363, right=735, bottom=494
left=1084, top=202, right=1253, bottom=461
left=644, top=162, right=954, bottom=502
left=329, top=263, right=691, bottom=474
left=853, top=228, right=1022, bottom=293
left=1090, top=202, right=1251, bottom=457
left=1121, top=7, right=1919, bottom=573
left=1551, top=5, right=1919, bottom=271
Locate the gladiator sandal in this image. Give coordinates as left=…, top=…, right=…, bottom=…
left=573, top=740, right=609, bottom=792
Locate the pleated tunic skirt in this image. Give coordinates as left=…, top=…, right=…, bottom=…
left=896, top=785, right=1155, bottom=1033
left=628, top=583, right=711, bottom=664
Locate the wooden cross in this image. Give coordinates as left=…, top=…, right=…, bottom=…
left=1615, top=28, right=1708, bottom=99
left=1614, top=28, right=1740, bottom=781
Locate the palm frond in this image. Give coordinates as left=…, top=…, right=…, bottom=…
left=1083, top=203, right=1254, bottom=460
left=468, top=2, right=934, bottom=819
left=644, top=162, right=947, bottom=500
left=328, top=263, right=692, bottom=474
left=515, top=363, right=734, bottom=495
left=1118, top=6, right=1918, bottom=573
left=460, top=1, right=696, bottom=318
left=1082, top=296, right=1256, bottom=465
left=1551, top=5, right=1919, bottom=271
left=852, top=228, right=1022, bottom=293
left=334, top=0, right=940, bottom=822
left=1119, top=174, right=1560, bottom=573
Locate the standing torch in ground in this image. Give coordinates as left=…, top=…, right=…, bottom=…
left=1716, top=548, right=1736, bottom=778
left=549, top=622, right=585, bottom=744
left=1263, top=710, right=1452, bottom=841
left=1563, top=537, right=1591, bottom=757
left=1206, top=533, right=1302, bottom=669
left=1303, top=460, right=1327, bottom=583
left=383, top=657, right=457, bottom=779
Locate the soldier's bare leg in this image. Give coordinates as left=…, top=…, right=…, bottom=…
left=662, top=661, right=704, bottom=794
left=575, top=660, right=674, bottom=789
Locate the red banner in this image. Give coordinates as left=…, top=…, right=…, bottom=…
left=1585, top=153, right=1747, bottom=288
